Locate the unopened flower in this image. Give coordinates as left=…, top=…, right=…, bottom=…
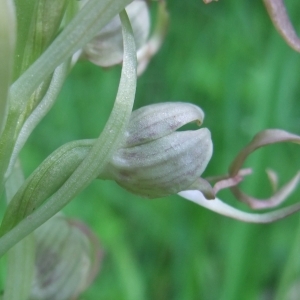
left=30, top=215, right=102, bottom=300
left=100, top=102, right=213, bottom=198
left=82, top=1, right=150, bottom=68
left=81, top=0, right=168, bottom=75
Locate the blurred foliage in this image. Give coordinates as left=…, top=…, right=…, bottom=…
left=13, top=0, right=300, bottom=299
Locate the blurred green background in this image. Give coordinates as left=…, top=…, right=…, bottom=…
left=18, top=0, right=300, bottom=299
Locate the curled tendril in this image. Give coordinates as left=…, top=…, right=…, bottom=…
left=179, top=129, right=300, bottom=223
left=205, top=168, right=252, bottom=196
left=228, top=129, right=300, bottom=210
left=264, top=0, right=300, bottom=53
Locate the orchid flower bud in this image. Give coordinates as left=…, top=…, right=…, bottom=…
left=82, top=0, right=150, bottom=68
left=30, top=215, right=102, bottom=300
left=100, top=102, right=213, bottom=198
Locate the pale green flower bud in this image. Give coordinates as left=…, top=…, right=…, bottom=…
left=101, top=102, right=213, bottom=198
left=82, top=1, right=150, bottom=68
left=30, top=215, right=102, bottom=300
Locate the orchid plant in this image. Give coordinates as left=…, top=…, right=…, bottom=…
left=0, top=0, right=299, bottom=298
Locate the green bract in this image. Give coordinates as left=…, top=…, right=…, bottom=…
left=13, top=0, right=69, bottom=79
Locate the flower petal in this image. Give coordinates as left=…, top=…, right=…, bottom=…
left=179, top=190, right=300, bottom=223
left=264, top=0, right=300, bottom=53
left=124, top=102, right=205, bottom=147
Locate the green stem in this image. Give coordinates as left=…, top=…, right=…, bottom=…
left=3, top=162, right=35, bottom=300
left=6, top=62, right=69, bottom=178
left=0, top=10, right=137, bottom=258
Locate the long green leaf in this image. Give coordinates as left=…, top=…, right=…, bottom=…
left=13, top=0, right=69, bottom=79
left=6, top=62, right=69, bottom=178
